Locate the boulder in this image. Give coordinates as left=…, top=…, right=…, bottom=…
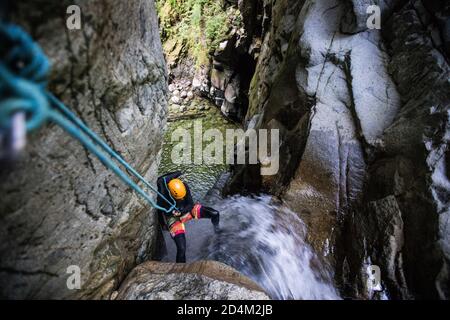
left=192, top=77, right=202, bottom=89
left=168, top=83, right=176, bottom=92
left=115, top=261, right=269, bottom=300
left=211, top=67, right=231, bottom=91
left=224, top=79, right=239, bottom=104
left=171, top=96, right=181, bottom=104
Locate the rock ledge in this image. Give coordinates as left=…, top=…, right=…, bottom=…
left=115, top=260, right=270, bottom=300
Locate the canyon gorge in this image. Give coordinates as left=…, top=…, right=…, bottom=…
left=0, top=0, right=449, bottom=300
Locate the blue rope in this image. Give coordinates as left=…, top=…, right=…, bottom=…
left=164, top=177, right=177, bottom=205
left=47, top=93, right=176, bottom=212
left=0, top=23, right=177, bottom=213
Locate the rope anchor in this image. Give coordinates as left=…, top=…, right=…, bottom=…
left=0, top=22, right=177, bottom=213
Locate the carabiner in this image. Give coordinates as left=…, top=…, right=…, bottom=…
left=0, top=111, right=26, bottom=163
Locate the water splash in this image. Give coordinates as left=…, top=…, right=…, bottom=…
left=203, top=195, right=340, bottom=300
left=159, top=173, right=341, bottom=299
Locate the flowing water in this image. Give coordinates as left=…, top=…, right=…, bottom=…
left=202, top=195, right=340, bottom=300
left=158, top=100, right=340, bottom=299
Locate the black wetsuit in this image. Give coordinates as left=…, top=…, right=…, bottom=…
left=157, top=171, right=194, bottom=218
left=156, top=171, right=219, bottom=263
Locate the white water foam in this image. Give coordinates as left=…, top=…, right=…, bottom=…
left=203, top=195, right=341, bottom=300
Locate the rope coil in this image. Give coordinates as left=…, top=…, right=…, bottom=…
left=0, top=23, right=177, bottom=213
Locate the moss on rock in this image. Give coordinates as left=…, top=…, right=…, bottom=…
left=156, top=0, right=241, bottom=68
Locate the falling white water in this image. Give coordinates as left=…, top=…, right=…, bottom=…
left=162, top=194, right=341, bottom=300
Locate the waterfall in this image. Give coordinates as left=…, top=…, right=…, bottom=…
left=162, top=194, right=340, bottom=300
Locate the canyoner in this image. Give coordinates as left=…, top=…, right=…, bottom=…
left=1, top=0, right=449, bottom=303
left=156, top=171, right=220, bottom=263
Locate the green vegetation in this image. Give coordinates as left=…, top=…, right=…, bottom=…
left=156, top=0, right=241, bottom=67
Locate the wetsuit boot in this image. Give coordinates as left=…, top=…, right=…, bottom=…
left=202, top=206, right=220, bottom=233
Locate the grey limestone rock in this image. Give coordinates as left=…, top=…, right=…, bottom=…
left=0, top=0, right=168, bottom=299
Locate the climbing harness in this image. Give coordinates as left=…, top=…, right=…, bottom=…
left=0, top=22, right=177, bottom=213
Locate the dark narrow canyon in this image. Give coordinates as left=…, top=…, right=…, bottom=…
left=0, top=0, right=449, bottom=300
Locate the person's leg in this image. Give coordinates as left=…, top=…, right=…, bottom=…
left=169, top=221, right=187, bottom=263
left=173, top=233, right=186, bottom=263
left=202, top=206, right=220, bottom=230
left=191, top=204, right=220, bottom=232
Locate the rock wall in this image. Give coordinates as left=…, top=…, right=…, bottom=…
left=226, top=0, right=450, bottom=299
left=0, top=0, right=168, bottom=299
left=160, top=0, right=271, bottom=122
left=206, top=0, right=268, bottom=121
left=352, top=0, right=450, bottom=299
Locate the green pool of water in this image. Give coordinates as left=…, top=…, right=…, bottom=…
left=158, top=102, right=238, bottom=201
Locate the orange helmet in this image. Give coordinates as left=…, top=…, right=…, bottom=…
left=167, top=178, right=187, bottom=200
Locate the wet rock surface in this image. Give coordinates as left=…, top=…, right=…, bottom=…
left=206, top=0, right=269, bottom=121
left=356, top=1, right=450, bottom=299
left=115, top=261, right=269, bottom=300
left=160, top=0, right=267, bottom=122
left=1, top=0, right=449, bottom=301
left=0, top=0, right=167, bottom=299
left=226, top=0, right=450, bottom=299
